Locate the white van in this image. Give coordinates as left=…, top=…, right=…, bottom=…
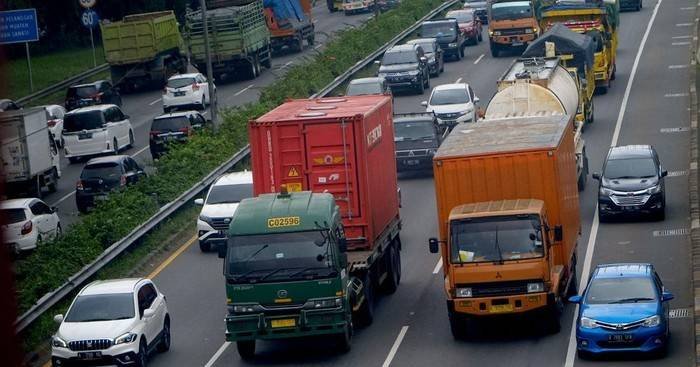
left=62, top=105, right=134, bottom=163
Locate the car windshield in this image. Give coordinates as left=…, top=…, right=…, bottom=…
left=81, top=163, right=122, bottom=180
left=347, top=81, right=382, bottom=96
left=167, top=77, right=196, bottom=89
left=430, top=88, right=469, bottom=105
left=490, top=1, right=532, bottom=21
left=394, top=121, right=436, bottom=141
left=585, top=277, right=657, bottom=304
left=152, top=116, right=190, bottom=132
left=206, top=183, right=253, bottom=204
left=447, top=11, right=474, bottom=22
left=63, top=111, right=104, bottom=132
left=450, top=215, right=544, bottom=263
left=382, top=50, right=416, bottom=65
left=225, top=231, right=338, bottom=283
left=410, top=41, right=435, bottom=53
left=1, top=208, right=26, bottom=224
left=67, top=85, right=98, bottom=99
left=65, top=293, right=135, bottom=322
left=421, top=22, right=457, bottom=38
left=604, top=157, right=657, bottom=179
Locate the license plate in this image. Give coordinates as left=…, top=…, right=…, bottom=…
left=608, top=334, right=633, bottom=342
left=404, top=159, right=420, bottom=165
left=174, top=91, right=186, bottom=97
left=623, top=205, right=641, bottom=211
left=489, top=304, right=513, bottom=313
left=78, top=132, right=92, bottom=140
left=78, top=351, right=102, bottom=360
left=271, top=318, right=296, bottom=328
left=512, top=42, right=524, bottom=46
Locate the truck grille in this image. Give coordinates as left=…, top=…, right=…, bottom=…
left=459, top=280, right=532, bottom=297
left=396, top=149, right=429, bottom=158
left=68, top=339, right=113, bottom=351
left=210, top=217, right=232, bottom=231
left=610, top=194, right=650, bottom=206
left=500, top=28, right=528, bottom=36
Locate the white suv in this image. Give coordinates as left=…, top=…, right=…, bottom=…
left=421, top=83, right=479, bottom=128
left=195, top=171, right=253, bottom=252
left=52, top=278, right=170, bottom=367
left=162, top=73, right=216, bottom=113
left=0, top=198, right=61, bottom=252
left=62, top=105, right=134, bottom=163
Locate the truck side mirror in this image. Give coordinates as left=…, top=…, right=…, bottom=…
left=553, top=225, right=563, bottom=242
left=428, top=237, right=439, bottom=253
left=338, top=238, right=348, bottom=253
left=217, top=243, right=227, bottom=259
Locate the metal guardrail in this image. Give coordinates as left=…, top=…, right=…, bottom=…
left=16, top=63, right=110, bottom=105
left=15, top=0, right=458, bottom=332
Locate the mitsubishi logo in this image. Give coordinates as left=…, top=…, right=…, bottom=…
left=495, top=272, right=502, bottom=279
left=277, top=289, right=288, bottom=298
left=408, top=151, right=415, bottom=157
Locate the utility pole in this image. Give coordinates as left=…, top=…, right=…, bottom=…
left=199, top=0, right=218, bottom=129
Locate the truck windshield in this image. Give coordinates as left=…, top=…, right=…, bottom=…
left=449, top=215, right=544, bottom=263
left=226, top=231, right=337, bottom=283
left=394, top=121, right=436, bottom=141
left=421, top=22, right=457, bottom=38
left=490, top=1, right=532, bottom=21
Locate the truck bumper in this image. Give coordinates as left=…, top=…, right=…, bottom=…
left=449, top=292, right=549, bottom=316
left=491, top=34, right=536, bottom=47
left=225, top=308, right=349, bottom=341
left=395, top=157, right=433, bottom=171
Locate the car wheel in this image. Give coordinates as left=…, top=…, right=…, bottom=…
left=237, top=340, right=256, bottom=360
left=440, top=61, right=444, bottom=73
left=424, top=74, right=430, bottom=89
left=597, top=207, right=609, bottom=223
left=128, top=130, right=135, bottom=149
left=113, top=138, right=119, bottom=155
left=478, top=32, right=483, bottom=42
left=156, top=318, right=171, bottom=353
left=136, top=340, right=148, bottom=367
left=655, top=204, right=666, bottom=221
left=416, top=80, right=424, bottom=95
left=199, top=241, right=210, bottom=252
left=55, top=224, right=62, bottom=239
left=199, top=97, right=206, bottom=111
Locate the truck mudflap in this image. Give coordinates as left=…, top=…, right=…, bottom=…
left=225, top=308, right=349, bottom=341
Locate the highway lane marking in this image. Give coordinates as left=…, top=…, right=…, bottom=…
left=204, top=341, right=231, bottom=367
left=652, top=228, right=690, bottom=237
left=455, top=77, right=463, bottom=83
left=234, top=84, right=255, bottom=96
left=565, top=0, right=662, bottom=365
left=50, top=190, right=78, bottom=206
left=281, top=61, right=294, bottom=69
left=667, top=170, right=688, bottom=177
left=677, top=23, right=693, bottom=27
left=672, top=41, right=691, bottom=46
left=672, top=35, right=692, bottom=39
left=147, top=235, right=197, bottom=279
left=314, top=44, right=323, bottom=50
left=433, top=257, right=443, bottom=274
left=669, top=64, right=689, bottom=69
left=664, top=92, right=689, bottom=97
left=149, top=98, right=161, bottom=106
left=473, top=54, right=485, bottom=64
left=381, top=325, right=409, bottom=367
left=660, top=127, right=690, bottom=133
left=681, top=6, right=696, bottom=10
left=133, top=145, right=150, bottom=157
left=669, top=308, right=691, bottom=318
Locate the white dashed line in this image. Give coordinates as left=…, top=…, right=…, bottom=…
left=50, top=190, right=77, bottom=206
left=455, top=77, right=463, bottom=83
left=234, top=84, right=255, bottom=96
left=660, top=127, right=690, bottom=133
left=314, top=44, right=323, bottom=50
left=669, top=64, right=689, bottom=69
left=681, top=6, right=696, bottom=10
left=672, top=41, right=691, bottom=46
left=665, top=92, right=689, bottom=97
left=382, top=326, right=409, bottom=367
left=677, top=23, right=693, bottom=27
left=432, top=257, right=443, bottom=274
left=474, top=54, right=485, bottom=64
left=203, top=342, right=231, bottom=367
left=653, top=228, right=690, bottom=237
left=133, top=145, right=150, bottom=157
left=149, top=98, right=161, bottom=106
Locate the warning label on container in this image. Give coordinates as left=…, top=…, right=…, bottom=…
left=287, top=167, right=300, bottom=177
left=287, top=182, right=302, bottom=192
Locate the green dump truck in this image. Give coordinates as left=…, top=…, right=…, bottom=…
left=101, top=11, right=187, bottom=91
left=185, top=1, right=272, bottom=80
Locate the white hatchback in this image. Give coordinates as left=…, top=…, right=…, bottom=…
left=162, top=73, right=216, bottom=113
left=195, top=171, right=253, bottom=252
left=62, top=105, right=134, bottom=163
left=421, top=83, right=479, bottom=128
left=52, top=278, right=170, bottom=367
left=0, top=198, right=61, bottom=252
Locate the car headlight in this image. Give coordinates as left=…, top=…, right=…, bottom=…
left=580, top=316, right=598, bottom=329
left=408, top=70, right=420, bottom=76
left=304, top=297, right=343, bottom=309
left=428, top=148, right=438, bottom=155
left=378, top=73, right=387, bottom=79
left=646, top=184, right=662, bottom=194
left=448, top=43, right=458, bottom=48
left=456, top=287, right=472, bottom=298
left=599, top=187, right=615, bottom=196
left=642, top=315, right=661, bottom=328
left=198, top=214, right=212, bottom=224
left=527, top=282, right=544, bottom=293
left=228, top=303, right=264, bottom=314
left=52, top=336, right=68, bottom=348
left=114, top=332, right=137, bottom=345
left=429, top=57, right=436, bottom=63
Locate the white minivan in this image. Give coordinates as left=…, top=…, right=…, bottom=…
left=62, top=105, right=134, bottom=163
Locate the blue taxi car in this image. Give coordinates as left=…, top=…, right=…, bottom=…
left=568, top=263, right=673, bottom=359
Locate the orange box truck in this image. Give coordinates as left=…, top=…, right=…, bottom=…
left=428, top=115, right=580, bottom=338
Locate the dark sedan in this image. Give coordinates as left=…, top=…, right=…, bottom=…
left=405, top=38, right=444, bottom=77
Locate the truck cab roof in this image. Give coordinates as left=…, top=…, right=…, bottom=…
left=449, top=199, right=545, bottom=219
left=229, top=191, right=339, bottom=236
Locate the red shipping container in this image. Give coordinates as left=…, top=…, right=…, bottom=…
left=249, top=95, right=399, bottom=251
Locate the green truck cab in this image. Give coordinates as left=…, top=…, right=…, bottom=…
left=220, top=189, right=354, bottom=359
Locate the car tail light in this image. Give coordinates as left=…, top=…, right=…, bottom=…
left=163, top=87, right=168, bottom=95
left=120, top=175, right=127, bottom=187
left=179, top=127, right=190, bottom=135
left=150, top=130, right=161, bottom=139
left=21, top=221, right=32, bottom=235
left=47, top=119, right=57, bottom=127
left=192, top=83, right=200, bottom=91
left=92, top=92, right=104, bottom=102
left=76, top=180, right=84, bottom=190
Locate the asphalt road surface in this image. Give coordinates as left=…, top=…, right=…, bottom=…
left=88, top=0, right=698, bottom=366
left=43, top=2, right=374, bottom=228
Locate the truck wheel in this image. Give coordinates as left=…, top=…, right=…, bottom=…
left=567, top=269, right=578, bottom=297
left=33, top=176, right=43, bottom=199
left=490, top=43, right=499, bottom=58
left=128, top=130, right=135, bottom=149
left=448, top=309, right=468, bottom=339
left=540, top=300, right=562, bottom=335
left=595, top=86, right=608, bottom=95
left=335, top=321, right=353, bottom=353
left=294, top=36, right=304, bottom=52
left=381, top=242, right=401, bottom=294
left=611, top=63, right=617, bottom=80
left=356, top=273, right=375, bottom=326
left=237, top=340, right=255, bottom=360
left=262, top=46, right=272, bottom=69
left=327, top=0, right=337, bottom=12
left=307, top=34, right=315, bottom=46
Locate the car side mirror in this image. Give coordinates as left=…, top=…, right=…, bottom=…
left=374, top=60, right=381, bottom=65
left=567, top=295, right=582, bottom=304
left=143, top=308, right=155, bottom=319
left=217, top=243, right=227, bottom=259
left=592, top=172, right=601, bottom=180
left=123, top=115, right=130, bottom=120
left=421, top=101, right=428, bottom=107
left=51, top=206, right=58, bottom=213
left=553, top=225, right=563, bottom=242
left=428, top=237, right=439, bottom=253
left=662, top=291, right=674, bottom=302
left=53, top=314, right=64, bottom=324
left=420, top=56, right=428, bottom=63
left=661, top=170, right=668, bottom=177
left=474, top=97, right=480, bottom=104
left=338, top=93, right=345, bottom=97
left=338, top=238, right=348, bottom=253
left=194, top=198, right=204, bottom=205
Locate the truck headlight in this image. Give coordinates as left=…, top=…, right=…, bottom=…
left=580, top=316, right=598, bottom=329
left=448, top=43, right=458, bottom=48
left=642, top=315, right=661, bottom=327
left=525, top=28, right=533, bottom=34
left=491, top=30, right=501, bottom=36
left=305, top=297, right=343, bottom=309
left=228, top=303, right=263, bottom=314
left=646, top=184, right=662, bottom=194
left=456, top=287, right=472, bottom=298
left=527, top=282, right=544, bottom=293
left=114, top=332, right=138, bottom=345
left=52, top=336, right=68, bottom=348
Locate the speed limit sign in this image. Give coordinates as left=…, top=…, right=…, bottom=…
left=79, top=0, right=96, bottom=8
